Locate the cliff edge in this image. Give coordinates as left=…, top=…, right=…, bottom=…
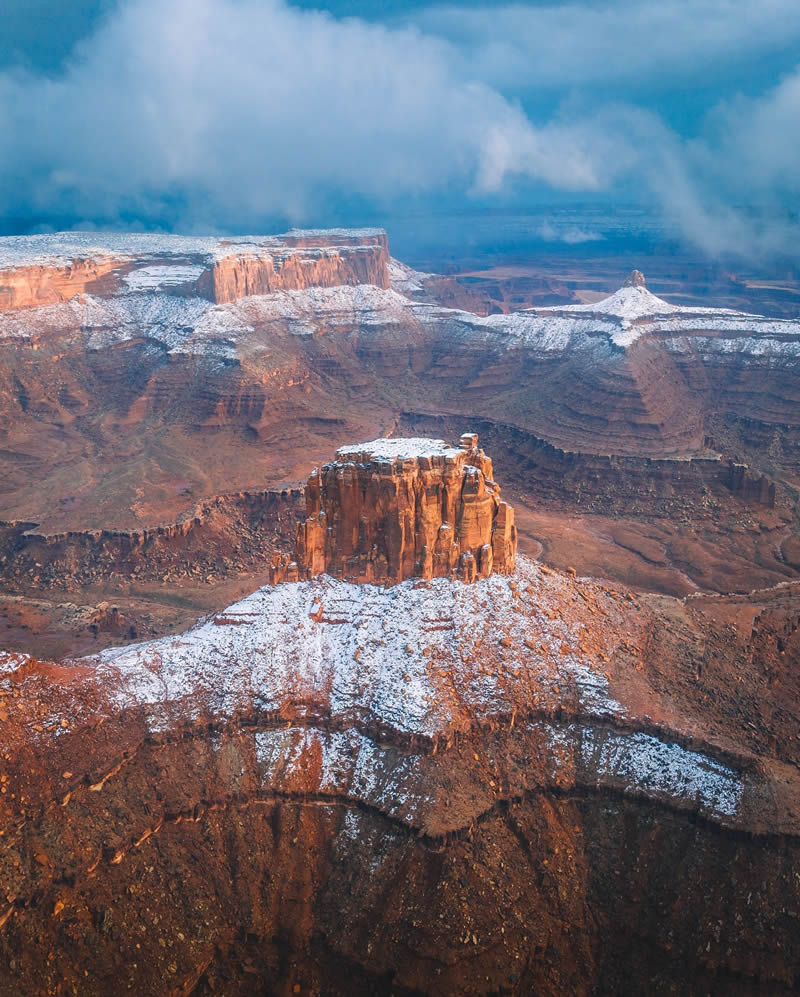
left=271, top=433, right=517, bottom=585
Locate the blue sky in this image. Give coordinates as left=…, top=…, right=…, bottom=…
left=1, top=0, right=798, bottom=258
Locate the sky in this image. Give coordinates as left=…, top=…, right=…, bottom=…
left=1, top=0, right=798, bottom=259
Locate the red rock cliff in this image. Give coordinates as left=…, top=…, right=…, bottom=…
left=0, top=257, right=123, bottom=311
left=273, top=433, right=517, bottom=585
left=0, top=228, right=390, bottom=312
left=207, top=240, right=390, bottom=303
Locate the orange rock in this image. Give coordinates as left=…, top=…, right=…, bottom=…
left=283, top=435, right=517, bottom=585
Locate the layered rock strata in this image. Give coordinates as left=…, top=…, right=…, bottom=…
left=206, top=230, right=389, bottom=303
left=0, top=228, right=389, bottom=312
left=272, top=434, right=517, bottom=585
left=0, top=558, right=799, bottom=995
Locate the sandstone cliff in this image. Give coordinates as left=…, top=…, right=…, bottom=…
left=0, top=257, right=123, bottom=311
left=0, top=228, right=390, bottom=312
left=206, top=242, right=389, bottom=304
left=273, top=434, right=517, bottom=585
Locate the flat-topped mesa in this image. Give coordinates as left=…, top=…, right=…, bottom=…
left=271, top=434, right=517, bottom=585
left=207, top=230, right=390, bottom=303
left=0, top=228, right=390, bottom=312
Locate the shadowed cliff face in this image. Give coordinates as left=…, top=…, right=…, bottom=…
left=0, top=554, right=799, bottom=996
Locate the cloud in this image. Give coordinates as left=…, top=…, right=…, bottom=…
left=413, top=0, right=800, bottom=91
left=0, top=0, right=797, bottom=260
left=699, top=67, right=800, bottom=196
left=536, top=220, right=604, bottom=244
left=0, top=0, right=605, bottom=230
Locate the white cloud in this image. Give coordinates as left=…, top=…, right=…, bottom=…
left=536, top=220, right=604, bottom=244
left=0, top=0, right=797, bottom=259
left=0, top=0, right=606, bottom=227
left=414, top=0, right=800, bottom=91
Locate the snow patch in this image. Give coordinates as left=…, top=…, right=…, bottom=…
left=91, top=556, right=622, bottom=736
left=577, top=726, right=743, bottom=818
left=388, top=258, right=434, bottom=295
left=123, top=265, right=206, bottom=291
left=335, top=438, right=463, bottom=462
left=0, top=229, right=386, bottom=270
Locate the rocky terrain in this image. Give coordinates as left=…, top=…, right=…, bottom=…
left=0, top=229, right=389, bottom=311
left=0, top=230, right=799, bottom=994
left=0, top=235, right=797, bottom=634
left=0, top=437, right=799, bottom=995
left=274, top=434, right=516, bottom=585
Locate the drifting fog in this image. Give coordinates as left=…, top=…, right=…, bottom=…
left=0, top=0, right=798, bottom=257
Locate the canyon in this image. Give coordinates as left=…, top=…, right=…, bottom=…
left=0, top=230, right=799, bottom=994
left=0, top=437, right=798, bottom=995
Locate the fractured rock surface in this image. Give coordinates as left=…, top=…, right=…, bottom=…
left=273, top=434, right=517, bottom=585
left=0, top=556, right=799, bottom=995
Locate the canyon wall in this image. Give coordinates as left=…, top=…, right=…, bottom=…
left=398, top=415, right=781, bottom=515
left=0, top=489, right=303, bottom=592
left=0, top=257, right=124, bottom=311
left=0, top=229, right=390, bottom=313
left=1, top=712, right=797, bottom=997
left=0, top=555, right=798, bottom=996
left=206, top=237, right=390, bottom=304
left=275, top=434, right=517, bottom=585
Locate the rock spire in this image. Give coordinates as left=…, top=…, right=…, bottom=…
left=623, top=269, right=647, bottom=288
left=271, top=433, right=517, bottom=585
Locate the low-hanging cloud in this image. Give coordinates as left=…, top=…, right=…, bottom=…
left=0, top=0, right=797, bottom=258
left=413, top=0, right=800, bottom=91
left=0, top=0, right=604, bottom=228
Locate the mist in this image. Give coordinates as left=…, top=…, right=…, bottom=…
left=0, top=0, right=798, bottom=259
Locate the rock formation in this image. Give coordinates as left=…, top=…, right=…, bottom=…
left=0, top=233, right=798, bottom=602
left=623, top=268, right=647, bottom=288
left=271, top=434, right=517, bottom=585
left=0, top=228, right=389, bottom=312
left=0, top=551, right=799, bottom=995
left=206, top=230, right=389, bottom=303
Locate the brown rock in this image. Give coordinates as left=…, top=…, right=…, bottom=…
left=208, top=231, right=389, bottom=303
left=275, top=435, right=516, bottom=585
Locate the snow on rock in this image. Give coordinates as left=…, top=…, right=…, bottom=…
left=2, top=244, right=799, bottom=362
left=576, top=726, right=742, bottom=819
left=253, top=727, right=424, bottom=822
left=81, top=549, right=747, bottom=823
left=0, top=229, right=385, bottom=270
left=0, top=651, right=31, bottom=678
left=0, top=291, right=213, bottom=349
left=335, top=437, right=464, bottom=462
left=227, top=284, right=412, bottom=334
left=122, top=265, right=206, bottom=292
left=388, top=258, right=434, bottom=295
left=92, top=555, right=625, bottom=736
left=0, top=552, right=752, bottom=824
left=517, top=271, right=800, bottom=348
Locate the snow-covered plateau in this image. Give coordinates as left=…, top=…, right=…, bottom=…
left=2, top=249, right=799, bottom=361
left=13, top=554, right=746, bottom=828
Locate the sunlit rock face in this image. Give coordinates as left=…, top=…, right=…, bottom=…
left=272, top=433, right=517, bottom=585
left=0, top=228, right=389, bottom=311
